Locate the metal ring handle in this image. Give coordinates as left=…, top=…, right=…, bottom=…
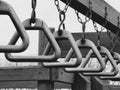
left=5, top=18, right=61, bottom=62
left=0, top=1, right=29, bottom=52
left=83, top=46, right=119, bottom=76
left=64, top=39, right=105, bottom=73
left=100, top=52, right=120, bottom=80
left=42, top=30, right=82, bottom=68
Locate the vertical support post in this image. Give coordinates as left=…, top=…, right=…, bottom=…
left=38, top=27, right=55, bottom=65
left=38, top=28, right=55, bottom=90
left=91, top=77, right=110, bottom=90
left=72, top=74, right=91, bottom=90
left=38, top=81, right=54, bottom=90
left=38, top=30, right=48, bottom=55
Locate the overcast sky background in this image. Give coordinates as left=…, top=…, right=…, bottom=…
left=0, top=0, right=119, bottom=66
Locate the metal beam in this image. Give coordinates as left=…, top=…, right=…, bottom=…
left=0, top=81, right=37, bottom=88
left=0, top=66, right=50, bottom=81
left=60, top=0, right=120, bottom=36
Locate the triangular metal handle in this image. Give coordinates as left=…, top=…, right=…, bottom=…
left=5, top=18, right=61, bottom=62
left=64, top=39, right=105, bottom=73
left=0, top=1, right=29, bottom=52
left=100, top=52, right=120, bottom=80
left=42, top=30, right=82, bottom=68
left=83, top=46, right=119, bottom=76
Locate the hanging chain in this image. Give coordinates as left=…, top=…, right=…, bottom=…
left=85, top=1, right=92, bottom=23
left=54, top=0, right=71, bottom=36
left=93, top=20, right=106, bottom=47
left=54, top=0, right=71, bottom=13
left=92, top=7, right=107, bottom=47
left=30, top=0, right=37, bottom=23
left=75, top=1, right=92, bottom=24
left=107, top=31, right=117, bottom=53
left=75, top=1, right=92, bottom=40
left=92, top=21, right=101, bottom=47
left=93, top=7, right=107, bottom=33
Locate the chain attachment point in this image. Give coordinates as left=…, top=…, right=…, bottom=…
left=54, top=0, right=71, bottom=36
left=85, top=0, right=93, bottom=22
left=92, top=7, right=108, bottom=47
left=75, top=1, right=92, bottom=40
left=82, top=22, right=86, bottom=40
left=30, top=0, right=37, bottom=24
left=54, top=0, right=71, bottom=13
left=92, top=20, right=102, bottom=47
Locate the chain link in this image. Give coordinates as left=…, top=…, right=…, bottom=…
left=92, top=21, right=104, bottom=33
left=75, top=10, right=92, bottom=24
left=54, top=0, right=71, bottom=13
left=75, top=1, right=92, bottom=24
left=54, top=0, right=71, bottom=24
left=58, top=11, right=66, bottom=30
left=75, top=10, right=83, bottom=24
left=93, top=18, right=108, bottom=47
left=32, top=0, right=36, bottom=9
left=54, top=0, right=71, bottom=35
left=75, top=1, right=92, bottom=40
left=93, top=20, right=103, bottom=46
left=85, top=1, right=92, bottom=22
left=30, top=0, right=37, bottom=23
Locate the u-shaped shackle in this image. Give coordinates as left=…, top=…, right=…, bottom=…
left=0, top=1, right=29, bottom=52
left=42, top=30, right=82, bottom=68
left=64, top=39, right=105, bottom=73
left=5, top=18, right=61, bottom=62
left=83, top=46, right=119, bottom=76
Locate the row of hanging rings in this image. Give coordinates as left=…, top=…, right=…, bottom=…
left=67, top=0, right=120, bottom=80
left=47, top=0, right=120, bottom=80
left=0, top=0, right=120, bottom=80
left=42, top=0, right=120, bottom=81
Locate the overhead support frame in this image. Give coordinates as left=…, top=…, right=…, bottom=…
left=60, top=0, right=120, bottom=36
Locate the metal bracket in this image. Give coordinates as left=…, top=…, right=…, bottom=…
left=5, top=18, right=61, bottom=62
left=0, top=1, right=29, bottom=52
left=100, top=52, right=120, bottom=80
left=64, top=39, right=105, bottom=73
left=83, top=46, right=119, bottom=76
left=42, top=30, right=82, bottom=68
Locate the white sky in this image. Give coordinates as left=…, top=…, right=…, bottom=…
left=0, top=0, right=119, bottom=66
